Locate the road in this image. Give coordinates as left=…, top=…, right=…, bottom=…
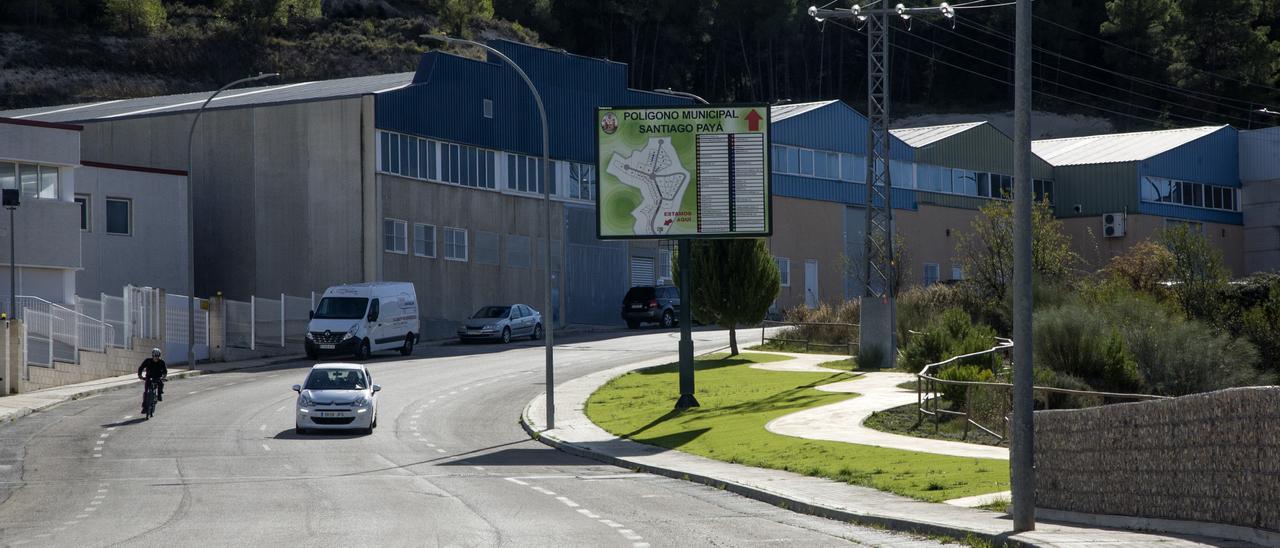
left=0, top=328, right=955, bottom=547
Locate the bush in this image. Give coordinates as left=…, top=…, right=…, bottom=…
left=779, top=301, right=860, bottom=348
left=937, top=364, right=994, bottom=407
left=1033, top=367, right=1103, bottom=410
left=1126, top=315, right=1269, bottom=396
left=1240, top=282, right=1280, bottom=377
left=899, top=308, right=999, bottom=372
left=1034, top=304, right=1141, bottom=393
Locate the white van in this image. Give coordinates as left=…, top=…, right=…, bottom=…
left=305, top=282, right=419, bottom=360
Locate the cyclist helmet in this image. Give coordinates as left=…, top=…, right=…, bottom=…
left=151, top=348, right=162, bottom=358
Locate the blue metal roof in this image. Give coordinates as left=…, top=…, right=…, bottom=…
left=770, top=100, right=914, bottom=161
left=773, top=173, right=920, bottom=211
left=375, top=40, right=689, bottom=162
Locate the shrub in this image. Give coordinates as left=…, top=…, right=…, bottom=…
left=937, top=364, right=994, bottom=407
left=1160, top=223, right=1228, bottom=322
left=779, top=301, right=859, bottom=348
left=1125, top=314, right=1269, bottom=396
left=1240, top=282, right=1280, bottom=377
left=1033, top=367, right=1103, bottom=409
left=899, top=308, right=998, bottom=372
left=1034, top=304, right=1141, bottom=393
left=1105, top=239, right=1176, bottom=294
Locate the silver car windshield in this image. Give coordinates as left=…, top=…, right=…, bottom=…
left=304, top=369, right=367, bottom=390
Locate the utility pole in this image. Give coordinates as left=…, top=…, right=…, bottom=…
left=1011, top=0, right=1036, bottom=532
left=808, top=3, right=956, bottom=369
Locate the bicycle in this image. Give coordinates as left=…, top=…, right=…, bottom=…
left=143, top=378, right=165, bottom=419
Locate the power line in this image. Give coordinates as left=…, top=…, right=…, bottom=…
left=959, top=17, right=1272, bottom=113
left=901, top=22, right=1240, bottom=127
left=914, top=18, right=1261, bottom=126
left=953, top=1, right=1019, bottom=10
left=1031, top=13, right=1280, bottom=95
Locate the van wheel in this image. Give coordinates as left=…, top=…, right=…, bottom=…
left=661, top=310, right=675, bottom=328
left=356, top=340, right=371, bottom=361
left=531, top=324, right=542, bottom=341
left=399, top=333, right=414, bottom=356
left=500, top=327, right=511, bottom=344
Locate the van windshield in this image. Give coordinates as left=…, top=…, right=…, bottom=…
left=314, top=297, right=368, bottom=320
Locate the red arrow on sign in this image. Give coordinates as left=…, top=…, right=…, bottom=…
left=746, top=109, right=763, bottom=131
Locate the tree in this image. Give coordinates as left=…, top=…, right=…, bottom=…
left=432, top=0, right=494, bottom=37
left=954, top=199, right=1079, bottom=302
left=1160, top=223, right=1228, bottom=321
left=674, top=238, right=781, bottom=356
left=1105, top=239, right=1175, bottom=293
left=104, top=0, right=166, bottom=35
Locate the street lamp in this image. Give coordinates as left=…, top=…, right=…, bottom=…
left=3, top=188, right=18, bottom=321
left=186, top=73, right=279, bottom=367
left=422, top=34, right=557, bottom=428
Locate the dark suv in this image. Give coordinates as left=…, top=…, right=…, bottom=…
left=621, top=285, right=681, bottom=329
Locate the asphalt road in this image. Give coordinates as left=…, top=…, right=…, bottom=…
left=0, top=328, right=956, bottom=547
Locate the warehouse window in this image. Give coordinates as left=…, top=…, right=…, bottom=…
left=506, top=234, right=531, bottom=268
left=444, top=227, right=468, bottom=261
left=383, top=218, right=407, bottom=254
left=951, top=265, right=964, bottom=281
left=414, top=223, right=435, bottom=257
left=106, top=198, right=131, bottom=236
left=483, top=98, right=494, bottom=119
left=923, top=263, right=940, bottom=287
left=75, top=195, right=90, bottom=231
left=775, top=257, right=791, bottom=287
left=1142, top=176, right=1238, bottom=212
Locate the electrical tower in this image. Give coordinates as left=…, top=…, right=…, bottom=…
left=807, top=2, right=955, bottom=369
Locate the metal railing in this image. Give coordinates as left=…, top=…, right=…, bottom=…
left=253, top=296, right=283, bottom=348
left=17, top=296, right=117, bottom=367
left=225, top=298, right=254, bottom=349
left=916, top=337, right=1165, bottom=442
left=760, top=320, right=860, bottom=354
left=282, top=294, right=312, bottom=345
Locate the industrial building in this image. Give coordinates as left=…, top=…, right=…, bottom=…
left=2, top=39, right=1271, bottom=331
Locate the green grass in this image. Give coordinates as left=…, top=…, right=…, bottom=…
left=863, top=401, right=1009, bottom=447
left=818, top=357, right=860, bottom=371
left=586, top=352, right=1010, bottom=502
left=977, top=497, right=1011, bottom=513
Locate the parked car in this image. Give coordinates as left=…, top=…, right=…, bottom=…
left=457, top=304, right=543, bottom=344
left=621, top=285, right=681, bottom=329
left=305, top=282, right=419, bottom=361
left=292, top=363, right=380, bottom=435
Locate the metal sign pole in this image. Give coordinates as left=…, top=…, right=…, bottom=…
left=675, top=238, right=698, bottom=408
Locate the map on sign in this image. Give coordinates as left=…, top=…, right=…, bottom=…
left=597, top=105, right=771, bottom=239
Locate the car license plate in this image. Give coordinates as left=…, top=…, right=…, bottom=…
left=318, top=411, right=345, bottom=418
left=630, top=304, right=643, bottom=309
left=320, top=344, right=335, bottom=349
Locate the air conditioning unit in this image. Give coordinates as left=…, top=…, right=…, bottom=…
left=1103, top=212, right=1126, bottom=238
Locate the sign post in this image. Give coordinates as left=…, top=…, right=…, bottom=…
left=596, top=105, right=772, bottom=408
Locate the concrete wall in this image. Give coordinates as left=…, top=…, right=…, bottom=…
left=21, top=340, right=156, bottom=393
left=766, top=196, right=847, bottom=312
left=78, top=97, right=369, bottom=300
left=895, top=204, right=982, bottom=288
left=1059, top=214, right=1245, bottom=276
left=75, top=165, right=190, bottom=297
left=1035, top=387, right=1280, bottom=534
left=0, top=120, right=80, bottom=167
left=1244, top=179, right=1280, bottom=273
left=378, top=172, right=566, bottom=337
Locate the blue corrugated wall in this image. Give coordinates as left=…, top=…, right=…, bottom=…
left=772, top=102, right=914, bottom=161
left=1137, top=126, right=1243, bottom=224
left=376, top=40, right=689, bottom=162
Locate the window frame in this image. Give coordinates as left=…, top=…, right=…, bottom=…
left=383, top=218, right=408, bottom=255
left=413, top=223, right=436, bottom=258
left=923, top=262, right=941, bottom=287
left=75, top=194, right=90, bottom=232
left=105, top=197, right=132, bottom=236
left=775, top=257, right=791, bottom=287
left=443, top=227, right=469, bottom=262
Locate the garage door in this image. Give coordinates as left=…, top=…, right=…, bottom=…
left=630, top=256, right=655, bottom=287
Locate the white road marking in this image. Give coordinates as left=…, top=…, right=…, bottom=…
left=187, top=391, right=199, bottom=395
left=100, top=434, right=109, bottom=438
left=634, top=543, right=651, bottom=548
left=122, top=415, right=132, bottom=419
left=95, top=441, right=104, bottom=445
left=577, top=509, right=600, bottom=519
left=90, top=501, right=102, bottom=506
left=106, top=427, right=116, bottom=432
left=531, top=486, right=556, bottom=496
left=426, top=443, right=436, bottom=447
left=461, top=387, right=470, bottom=391
left=556, top=496, right=580, bottom=508
left=411, top=415, right=420, bottom=419
left=619, top=530, right=643, bottom=541
left=472, top=466, right=485, bottom=471
left=262, top=444, right=272, bottom=452
left=76, top=514, right=89, bottom=519
left=435, top=449, right=446, bottom=453
left=449, top=391, right=458, bottom=395
left=599, top=519, right=623, bottom=528
left=52, top=527, right=66, bottom=532
left=94, top=495, right=105, bottom=500
left=84, top=507, right=97, bottom=512
left=97, top=489, right=107, bottom=493
left=33, top=533, right=50, bottom=539
left=276, top=406, right=286, bottom=412
left=504, top=478, right=529, bottom=486
left=92, top=455, right=101, bottom=458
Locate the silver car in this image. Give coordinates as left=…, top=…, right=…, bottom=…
left=456, top=304, right=543, bottom=344
left=293, top=363, right=380, bottom=435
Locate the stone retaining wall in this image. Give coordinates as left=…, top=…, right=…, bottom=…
left=1035, top=386, right=1280, bottom=532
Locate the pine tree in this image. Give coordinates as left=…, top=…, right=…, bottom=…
left=673, top=238, right=781, bottom=356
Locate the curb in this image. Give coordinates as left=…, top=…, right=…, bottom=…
left=0, top=354, right=305, bottom=427
left=516, top=357, right=1031, bottom=548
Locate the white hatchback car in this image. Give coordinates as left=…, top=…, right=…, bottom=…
left=293, top=363, right=380, bottom=435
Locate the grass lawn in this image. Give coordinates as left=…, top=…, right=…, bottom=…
left=585, top=352, right=1010, bottom=502
left=818, top=357, right=860, bottom=371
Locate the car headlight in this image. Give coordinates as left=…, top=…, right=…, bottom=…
left=305, top=331, right=314, bottom=340
left=342, top=325, right=358, bottom=341
left=352, top=396, right=368, bottom=407
left=298, top=394, right=313, bottom=407
left=484, top=324, right=497, bottom=331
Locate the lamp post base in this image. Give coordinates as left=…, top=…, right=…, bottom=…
left=674, top=394, right=700, bottom=409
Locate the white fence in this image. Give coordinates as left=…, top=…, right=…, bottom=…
left=226, top=298, right=254, bottom=349
left=253, top=296, right=282, bottom=348
left=124, top=285, right=163, bottom=342
left=164, top=294, right=210, bottom=364
left=19, top=297, right=116, bottom=368
left=224, top=292, right=317, bottom=350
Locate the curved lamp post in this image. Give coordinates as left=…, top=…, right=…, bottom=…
left=186, top=73, right=279, bottom=367
left=422, top=35, right=556, bottom=429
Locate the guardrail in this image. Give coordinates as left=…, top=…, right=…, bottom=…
left=916, top=337, right=1165, bottom=442
left=759, top=320, right=860, bottom=354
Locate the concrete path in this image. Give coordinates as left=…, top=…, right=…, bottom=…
left=764, top=365, right=1011, bottom=460
left=523, top=352, right=1251, bottom=547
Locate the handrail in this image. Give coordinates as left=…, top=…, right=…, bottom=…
left=915, top=336, right=1164, bottom=443
left=760, top=319, right=860, bottom=354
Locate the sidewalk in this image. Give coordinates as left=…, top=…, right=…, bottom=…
left=520, top=353, right=1252, bottom=547
left=0, top=353, right=305, bottom=426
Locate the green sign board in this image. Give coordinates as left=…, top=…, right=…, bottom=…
left=596, top=105, right=772, bottom=239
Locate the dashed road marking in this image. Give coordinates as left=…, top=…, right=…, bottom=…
left=504, top=478, right=528, bottom=486
left=95, top=441, right=104, bottom=445
left=531, top=486, right=556, bottom=496
left=634, top=543, right=651, bottom=548
left=618, top=530, right=643, bottom=541
left=276, top=406, right=286, bottom=412
left=188, top=391, right=199, bottom=395
left=472, top=466, right=485, bottom=471
left=577, top=509, right=600, bottom=519
left=99, top=433, right=109, bottom=438
left=94, top=495, right=105, bottom=500
left=599, top=519, right=623, bottom=528
left=556, top=496, right=580, bottom=508
left=435, top=449, right=446, bottom=453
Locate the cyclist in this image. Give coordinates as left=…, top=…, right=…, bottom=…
left=138, top=348, right=168, bottom=413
